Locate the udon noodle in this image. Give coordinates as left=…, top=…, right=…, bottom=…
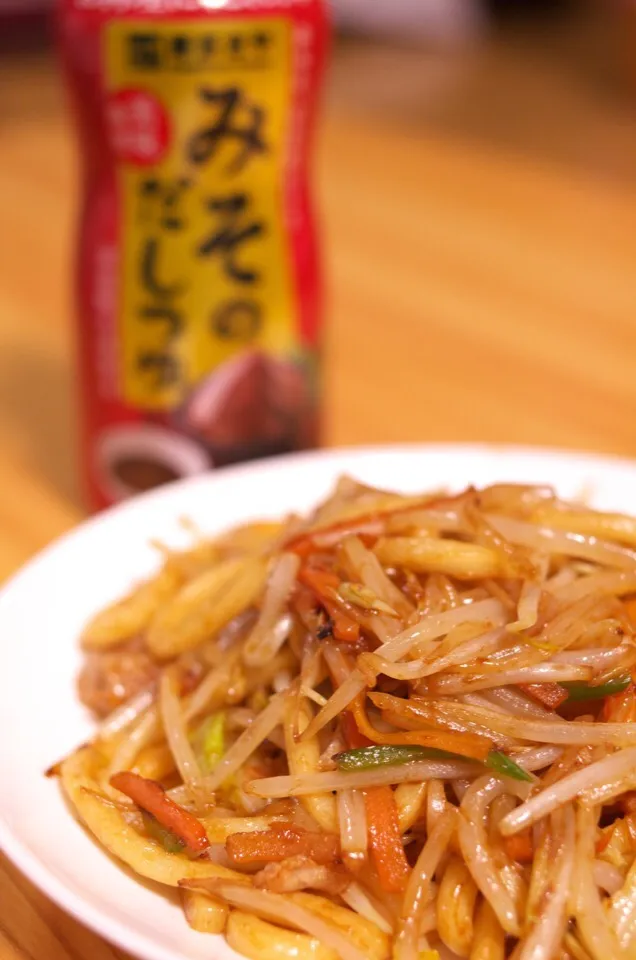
left=52, top=478, right=636, bottom=959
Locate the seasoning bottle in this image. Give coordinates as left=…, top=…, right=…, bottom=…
left=58, top=0, right=329, bottom=509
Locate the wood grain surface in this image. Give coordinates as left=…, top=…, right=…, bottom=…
left=1, top=9, right=635, bottom=959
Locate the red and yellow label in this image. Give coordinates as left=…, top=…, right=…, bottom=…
left=104, top=18, right=296, bottom=410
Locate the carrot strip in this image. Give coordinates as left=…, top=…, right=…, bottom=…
left=601, top=682, right=636, bottom=723
left=298, top=567, right=360, bottom=644
left=287, top=520, right=384, bottom=558
left=352, top=694, right=492, bottom=762
left=322, top=601, right=360, bottom=643
left=518, top=682, right=568, bottom=710
left=286, top=493, right=467, bottom=557
left=110, top=771, right=209, bottom=853
left=298, top=566, right=340, bottom=595
left=341, top=711, right=373, bottom=750
left=335, top=667, right=410, bottom=893
left=364, top=785, right=410, bottom=893
left=226, top=824, right=340, bottom=865
left=291, top=584, right=322, bottom=630
left=329, top=651, right=374, bottom=750
left=504, top=830, right=533, bottom=864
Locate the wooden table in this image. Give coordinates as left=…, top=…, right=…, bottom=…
left=1, top=10, right=636, bottom=958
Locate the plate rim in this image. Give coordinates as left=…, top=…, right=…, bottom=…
left=3, top=440, right=636, bottom=960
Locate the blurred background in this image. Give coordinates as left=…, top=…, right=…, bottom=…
left=0, top=0, right=635, bottom=579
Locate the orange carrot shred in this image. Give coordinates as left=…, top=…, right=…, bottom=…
left=285, top=493, right=467, bottom=556
left=287, top=518, right=384, bottom=557
left=518, top=682, right=568, bottom=710
left=504, top=830, right=533, bottom=864
left=110, top=771, right=208, bottom=853
left=601, top=683, right=636, bottom=723
left=298, top=566, right=360, bottom=643
left=341, top=711, right=373, bottom=750
left=298, top=567, right=340, bottom=594
left=323, top=602, right=360, bottom=643
left=354, top=694, right=492, bottom=762
left=364, top=785, right=410, bottom=893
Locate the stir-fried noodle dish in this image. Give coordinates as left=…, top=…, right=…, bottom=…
left=52, top=479, right=636, bottom=959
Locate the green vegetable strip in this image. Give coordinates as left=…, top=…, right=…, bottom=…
left=334, top=744, right=456, bottom=770
left=561, top=675, right=631, bottom=702
left=141, top=811, right=185, bottom=853
left=191, top=712, right=226, bottom=775
left=485, top=750, right=534, bottom=783
left=334, top=744, right=533, bottom=782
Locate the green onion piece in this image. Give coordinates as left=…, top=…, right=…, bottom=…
left=486, top=751, right=534, bottom=783
left=191, top=713, right=226, bottom=775
left=333, top=744, right=456, bottom=771
left=561, top=675, right=631, bottom=702
left=141, top=811, right=185, bottom=853
left=334, top=743, right=534, bottom=782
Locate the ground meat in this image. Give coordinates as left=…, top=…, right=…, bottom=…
left=78, top=638, right=159, bottom=716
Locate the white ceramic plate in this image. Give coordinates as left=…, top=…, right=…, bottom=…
left=3, top=443, right=636, bottom=960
